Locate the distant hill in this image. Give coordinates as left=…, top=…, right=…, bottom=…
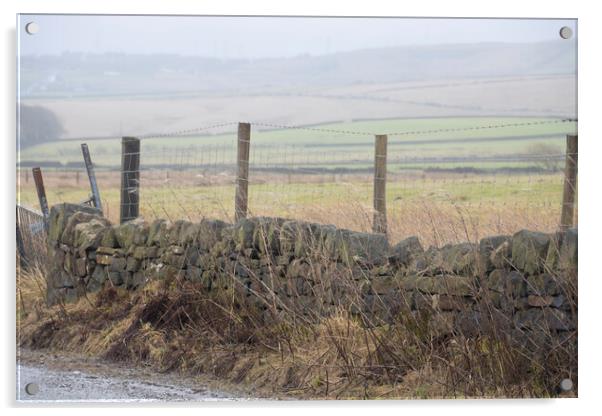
left=19, top=41, right=575, bottom=99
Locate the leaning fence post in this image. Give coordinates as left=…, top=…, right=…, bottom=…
left=81, top=143, right=103, bottom=213
left=120, top=137, right=140, bottom=224
left=235, top=122, right=251, bottom=222
left=373, top=134, right=388, bottom=235
left=560, top=134, right=578, bottom=231
left=32, top=167, right=49, bottom=230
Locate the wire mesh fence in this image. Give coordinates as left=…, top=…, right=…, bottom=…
left=16, top=204, right=47, bottom=268
left=138, top=136, right=238, bottom=223
left=16, top=118, right=578, bottom=247
left=240, top=119, right=577, bottom=244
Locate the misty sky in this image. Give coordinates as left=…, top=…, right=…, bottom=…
left=18, top=15, right=577, bottom=59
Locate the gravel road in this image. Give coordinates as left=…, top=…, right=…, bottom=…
left=17, top=349, right=245, bottom=402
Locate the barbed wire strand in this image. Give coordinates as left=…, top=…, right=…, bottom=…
left=57, top=117, right=576, bottom=143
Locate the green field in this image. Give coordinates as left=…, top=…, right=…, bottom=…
left=19, top=117, right=577, bottom=171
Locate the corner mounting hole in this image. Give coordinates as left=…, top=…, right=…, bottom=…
left=559, top=26, right=573, bottom=40
left=25, top=22, right=39, bottom=35
left=25, top=382, right=39, bottom=395
left=560, top=378, right=573, bottom=391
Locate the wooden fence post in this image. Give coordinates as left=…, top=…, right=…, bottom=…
left=120, top=137, right=140, bottom=224
left=81, top=143, right=103, bottom=213
left=235, top=122, right=251, bottom=222
left=32, top=167, right=49, bottom=228
left=373, top=134, right=388, bottom=234
left=560, top=134, right=578, bottom=231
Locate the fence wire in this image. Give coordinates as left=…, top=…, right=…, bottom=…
left=16, top=118, right=578, bottom=246
left=137, top=136, right=238, bottom=223
left=16, top=204, right=47, bottom=268
left=244, top=129, right=575, bottom=244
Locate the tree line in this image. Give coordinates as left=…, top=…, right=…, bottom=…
left=19, top=104, right=64, bottom=148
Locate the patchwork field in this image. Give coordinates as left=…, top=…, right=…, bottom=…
left=20, top=73, right=576, bottom=140
left=19, top=116, right=576, bottom=169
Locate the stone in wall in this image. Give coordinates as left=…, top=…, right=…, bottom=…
left=73, top=218, right=111, bottom=254
left=478, top=235, right=511, bottom=273
left=438, top=242, right=479, bottom=275
left=545, top=228, right=578, bottom=274
left=252, top=217, right=285, bottom=254
left=490, top=239, right=513, bottom=270
left=321, top=226, right=349, bottom=261
left=201, top=219, right=230, bottom=249
left=340, top=231, right=389, bottom=267
left=276, top=220, right=314, bottom=257
left=486, top=269, right=527, bottom=297
left=234, top=218, right=256, bottom=251
left=526, top=274, right=563, bottom=296
left=388, top=236, right=423, bottom=267
left=114, top=218, right=149, bottom=248
left=47, top=203, right=101, bottom=243
left=512, top=230, right=551, bottom=275
left=560, top=228, right=578, bottom=272
left=147, top=219, right=169, bottom=247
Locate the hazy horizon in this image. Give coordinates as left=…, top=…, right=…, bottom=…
left=17, top=39, right=577, bottom=60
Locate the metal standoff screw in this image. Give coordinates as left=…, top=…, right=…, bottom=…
left=25, top=382, right=39, bottom=395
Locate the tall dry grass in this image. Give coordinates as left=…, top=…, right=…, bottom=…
left=17, top=169, right=571, bottom=247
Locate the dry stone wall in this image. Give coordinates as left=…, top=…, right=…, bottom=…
left=46, top=203, right=577, bottom=338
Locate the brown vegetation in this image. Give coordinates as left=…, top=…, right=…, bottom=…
left=17, top=169, right=570, bottom=248
left=17, top=234, right=577, bottom=400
